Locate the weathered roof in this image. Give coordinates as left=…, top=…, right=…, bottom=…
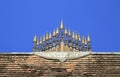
left=0, top=52, right=120, bottom=54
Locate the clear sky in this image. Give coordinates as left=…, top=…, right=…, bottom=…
left=0, top=0, right=120, bottom=52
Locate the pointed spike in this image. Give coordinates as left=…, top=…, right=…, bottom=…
left=53, top=29, right=56, bottom=37
left=43, top=35, right=45, bottom=42
left=72, top=31, right=75, bottom=39
left=45, top=33, right=49, bottom=40
left=78, top=34, right=81, bottom=41
left=60, top=20, right=64, bottom=30
left=68, top=29, right=71, bottom=36
left=40, top=37, right=43, bottom=44
left=82, top=36, right=85, bottom=44
left=33, top=35, right=37, bottom=43
left=85, top=38, right=87, bottom=45
left=87, top=35, right=91, bottom=42
left=45, top=33, right=47, bottom=40
left=56, top=28, right=59, bottom=34
left=65, top=29, right=68, bottom=34
left=77, top=34, right=80, bottom=40
left=49, top=33, right=52, bottom=39
left=79, top=37, right=81, bottom=41
left=75, top=33, right=78, bottom=40
left=47, top=33, right=50, bottom=40
left=37, top=39, right=39, bottom=45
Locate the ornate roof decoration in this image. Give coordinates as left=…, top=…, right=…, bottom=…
left=33, top=21, right=92, bottom=52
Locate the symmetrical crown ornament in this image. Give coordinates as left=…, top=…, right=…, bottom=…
left=33, top=21, right=92, bottom=62
left=33, top=21, right=92, bottom=52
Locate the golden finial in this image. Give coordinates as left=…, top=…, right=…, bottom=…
left=33, top=35, right=37, bottom=43
left=53, top=29, right=56, bottom=37
left=72, top=31, right=75, bottom=39
left=87, top=35, right=91, bottom=43
left=43, top=35, right=45, bottom=42
left=85, top=38, right=87, bottom=45
left=49, top=33, right=52, bottom=39
left=40, top=37, right=43, bottom=44
left=65, top=29, right=68, bottom=34
left=68, top=29, right=71, bottom=36
left=75, top=33, right=78, bottom=40
left=60, top=20, right=64, bottom=30
left=78, top=34, right=81, bottom=41
left=37, top=39, right=39, bottom=45
left=82, top=36, right=85, bottom=44
left=55, top=28, right=59, bottom=35
left=45, top=33, right=49, bottom=40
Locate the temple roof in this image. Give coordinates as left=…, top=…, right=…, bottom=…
left=0, top=52, right=120, bottom=54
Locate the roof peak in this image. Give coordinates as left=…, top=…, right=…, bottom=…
left=33, top=21, right=92, bottom=52
left=60, top=20, right=64, bottom=30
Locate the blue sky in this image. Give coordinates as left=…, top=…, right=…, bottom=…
left=0, top=0, right=120, bottom=52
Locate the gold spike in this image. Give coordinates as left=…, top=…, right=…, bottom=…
left=60, top=20, right=64, bottom=29
left=78, top=34, right=81, bottom=41
left=85, top=38, right=87, bottom=45
left=68, top=29, right=71, bottom=36
left=75, top=33, right=78, bottom=40
left=82, top=36, right=85, bottom=44
left=55, top=28, right=59, bottom=34
left=65, top=29, right=68, bottom=34
left=49, top=33, right=52, bottom=39
left=53, top=29, right=56, bottom=37
left=40, top=37, right=43, bottom=44
left=37, top=39, right=39, bottom=45
left=87, top=35, right=91, bottom=42
left=72, top=31, right=75, bottom=39
left=43, top=35, right=45, bottom=42
left=33, top=35, right=37, bottom=43
left=45, top=33, right=49, bottom=40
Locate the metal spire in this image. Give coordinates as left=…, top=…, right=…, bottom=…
left=55, top=28, right=59, bottom=35
left=72, top=31, right=75, bottom=39
left=87, top=35, right=91, bottom=43
left=53, top=29, right=56, bottom=37
left=33, top=35, right=37, bottom=43
left=68, top=29, right=71, bottom=36
left=40, top=37, right=43, bottom=44
left=75, top=33, right=78, bottom=40
left=60, top=20, right=64, bottom=30
left=82, top=36, right=85, bottom=44
left=45, top=33, right=49, bottom=41
left=49, top=33, right=52, bottom=39
left=43, top=35, right=45, bottom=42
left=65, top=29, right=68, bottom=34
left=78, top=34, right=81, bottom=41
left=85, top=38, right=87, bottom=45
left=37, top=39, right=39, bottom=45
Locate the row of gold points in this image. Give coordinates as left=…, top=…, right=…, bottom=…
left=33, top=20, right=91, bottom=45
